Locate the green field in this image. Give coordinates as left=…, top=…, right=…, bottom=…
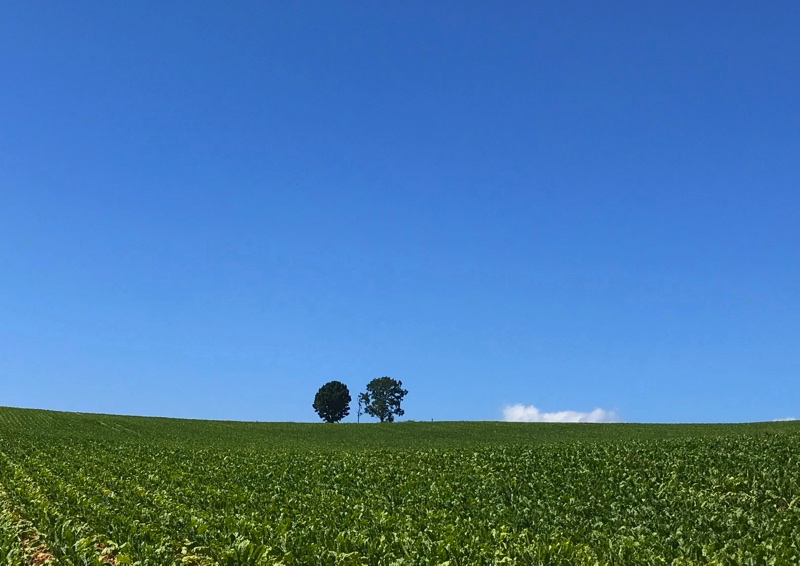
left=1, top=407, right=799, bottom=565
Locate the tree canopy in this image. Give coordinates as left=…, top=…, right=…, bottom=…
left=361, top=377, right=408, bottom=423
left=312, top=380, right=351, bottom=423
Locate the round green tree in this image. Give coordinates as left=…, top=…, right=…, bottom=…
left=313, top=380, right=352, bottom=423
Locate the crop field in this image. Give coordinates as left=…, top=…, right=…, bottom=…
left=1, top=408, right=799, bottom=565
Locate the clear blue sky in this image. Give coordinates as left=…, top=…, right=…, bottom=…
left=2, top=1, right=798, bottom=423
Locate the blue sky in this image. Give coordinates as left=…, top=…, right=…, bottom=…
left=1, top=1, right=798, bottom=423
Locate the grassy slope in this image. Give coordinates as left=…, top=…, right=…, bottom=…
left=2, top=406, right=800, bottom=564
left=1, top=405, right=797, bottom=449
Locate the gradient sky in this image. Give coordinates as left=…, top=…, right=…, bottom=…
left=2, top=1, right=798, bottom=423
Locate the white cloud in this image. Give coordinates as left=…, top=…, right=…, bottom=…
left=503, top=403, right=620, bottom=423
left=773, top=417, right=797, bottom=422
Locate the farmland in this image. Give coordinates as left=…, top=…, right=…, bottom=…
left=1, top=407, right=799, bottom=565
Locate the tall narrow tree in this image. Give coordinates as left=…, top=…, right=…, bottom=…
left=357, top=392, right=369, bottom=423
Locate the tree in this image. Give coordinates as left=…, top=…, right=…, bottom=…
left=360, top=377, right=408, bottom=423
left=357, top=392, right=369, bottom=423
left=313, top=381, right=351, bottom=423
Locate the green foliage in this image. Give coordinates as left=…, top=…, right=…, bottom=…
left=312, top=380, right=351, bottom=423
left=1, top=407, right=800, bottom=564
left=360, top=376, right=408, bottom=423
left=357, top=392, right=368, bottom=423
